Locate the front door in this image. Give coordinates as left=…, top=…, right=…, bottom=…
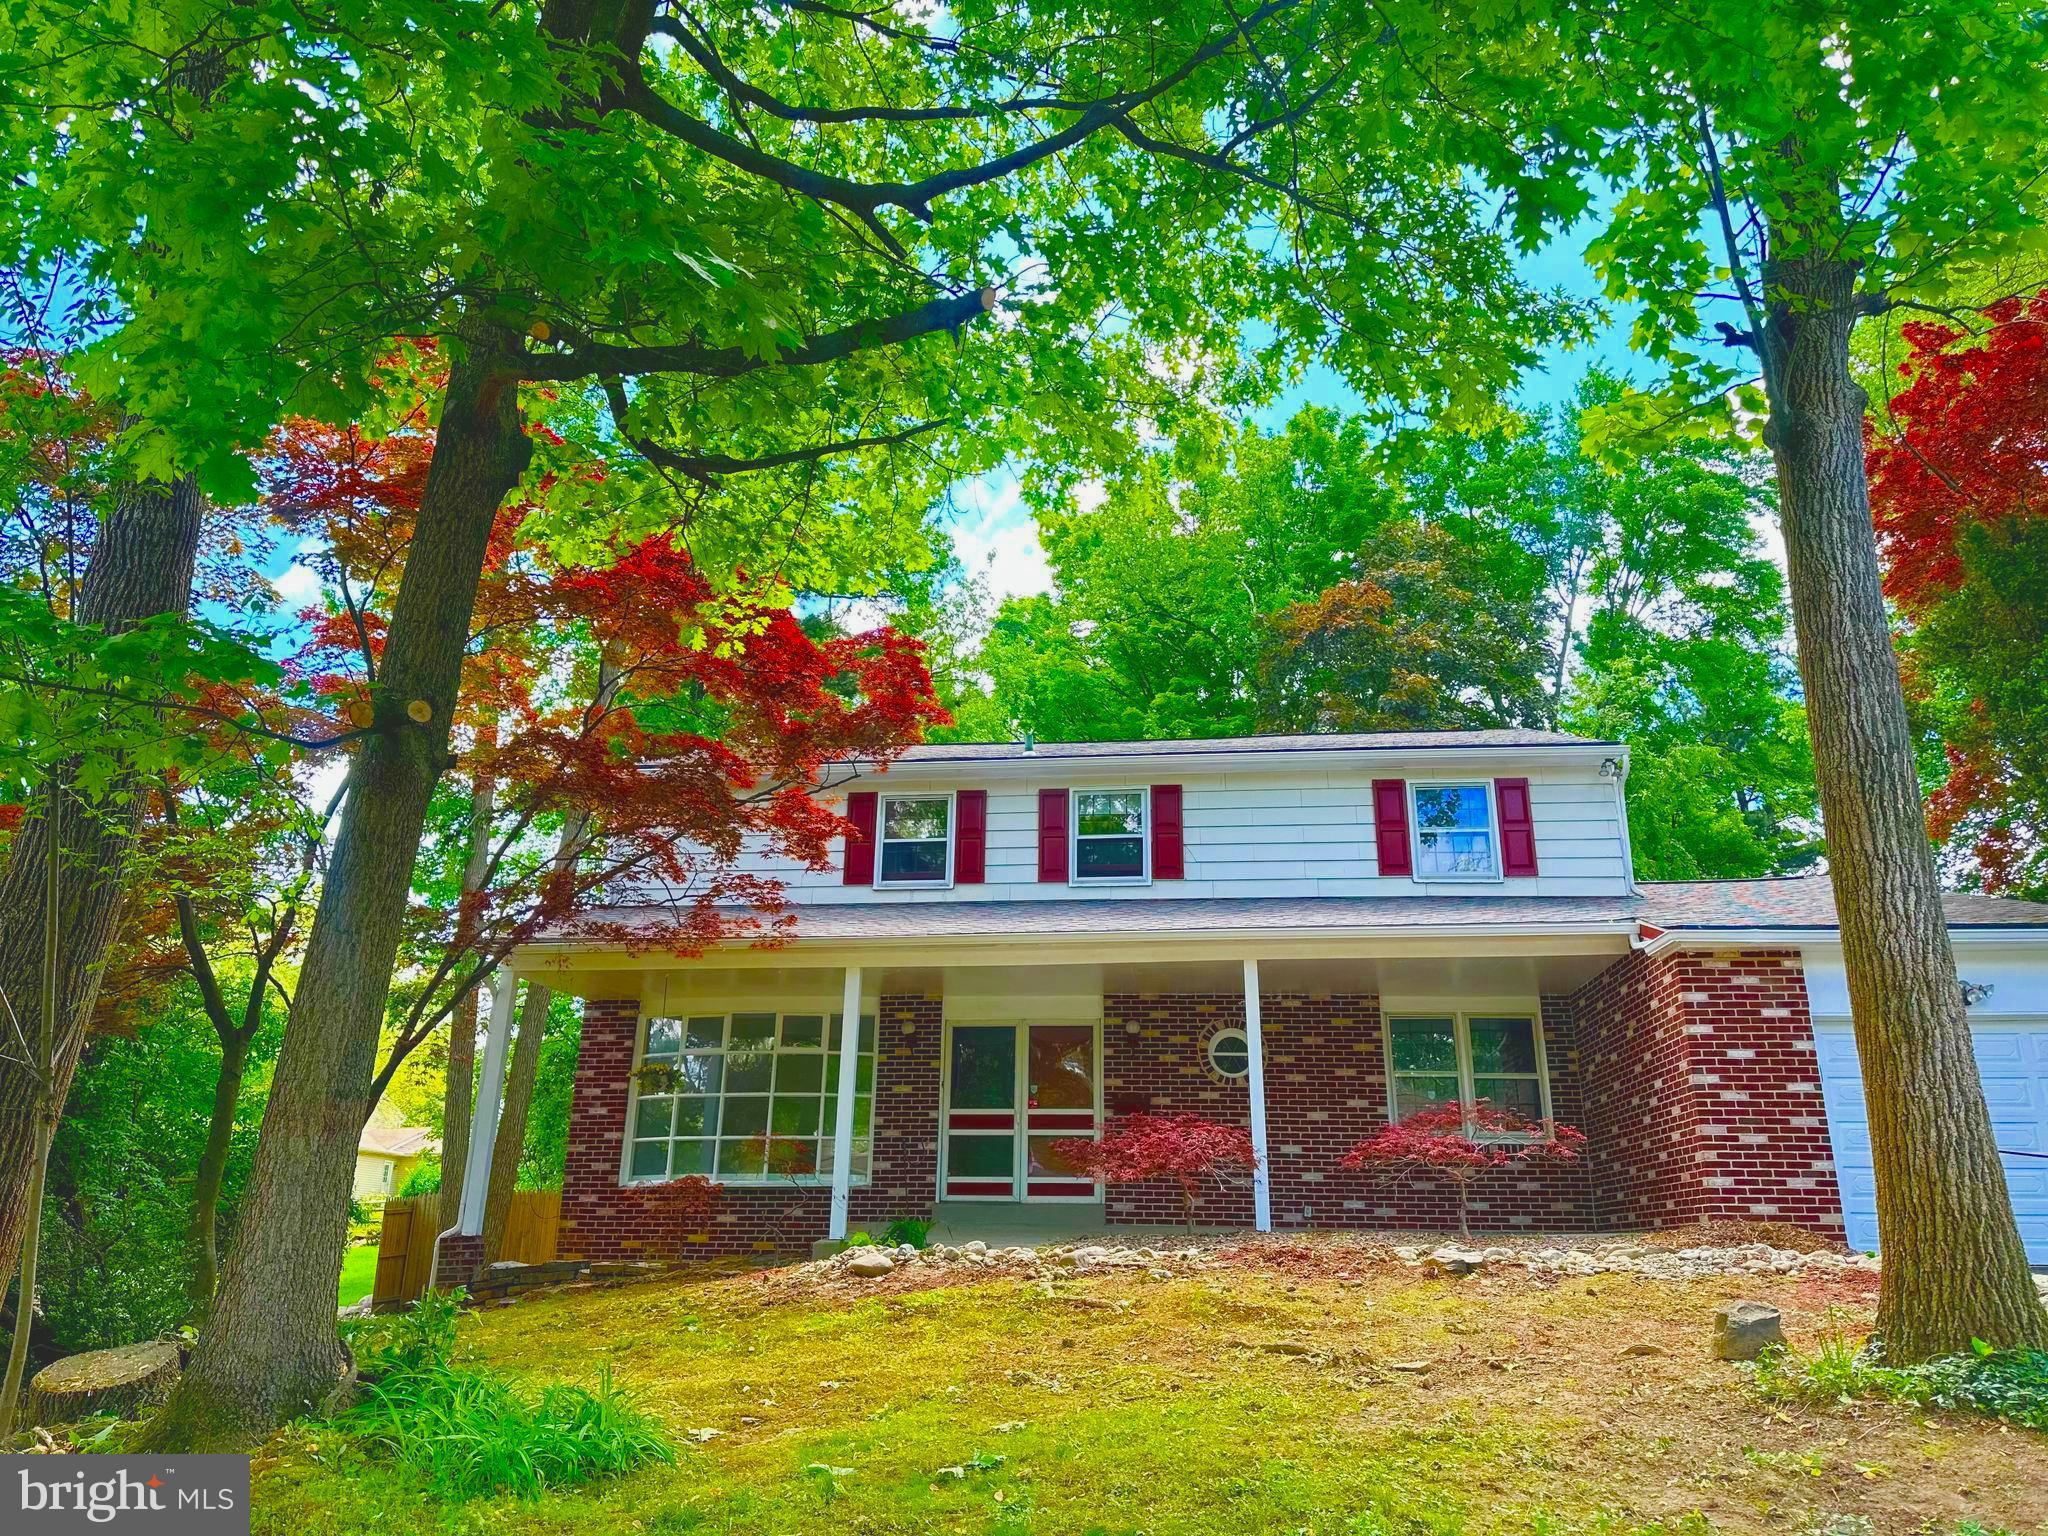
left=941, top=1023, right=1100, bottom=1200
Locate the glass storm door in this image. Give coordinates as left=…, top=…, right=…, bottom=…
left=1024, top=1025, right=1098, bottom=1198
left=942, top=1024, right=1100, bottom=1201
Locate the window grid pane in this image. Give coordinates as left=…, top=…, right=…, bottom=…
left=1386, top=1013, right=1549, bottom=1130
left=879, top=795, right=950, bottom=884
left=633, top=1011, right=876, bottom=1185
left=1073, top=790, right=1147, bottom=881
left=1412, top=784, right=1497, bottom=878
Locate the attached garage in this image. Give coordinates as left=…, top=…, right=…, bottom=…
left=1814, top=1016, right=2048, bottom=1264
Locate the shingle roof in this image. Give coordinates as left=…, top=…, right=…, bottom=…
left=358, top=1125, right=437, bottom=1159
left=1639, top=877, right=2048, bottom=931
left=545, top=878, right=2048, bottom=948
left=876, top=728, right=1609, bottom=764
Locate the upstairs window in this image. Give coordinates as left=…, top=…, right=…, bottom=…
left=1387, top=1013, right=1548, bottom=1128
left=879, top=793, right=953, bottom=885
left=1411, top=783, right=1498, bottom=879
left=1072, top=789, right=1148, bottom=881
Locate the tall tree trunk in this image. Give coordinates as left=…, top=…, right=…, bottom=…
left=480, top=982, right=550, bottom=1264
left=0, top=474, right=203, bottom=1289
left=439, top=769, right=497, bottom=1228
left=184, top=1028, right=251, bottom=1324
left=1760, top=244, right=2047, bottom=1360
left=143, top=324, right=533, bottom=1450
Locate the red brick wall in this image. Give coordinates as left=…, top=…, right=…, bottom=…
left=1571, top=948, right=1845, bottom=1234
left=1100, top=994, right=1601, bottom=1232
left=557, top=994, right=942, bottom=1263
left=556, top=955, right=1844, bottom=1256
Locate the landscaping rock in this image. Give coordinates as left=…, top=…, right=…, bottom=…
left=845, top=1250, right=896, bottom=1278
left=1427, top=1245, right=1486, bottom=1275
left=1710, top=1300, right=1785, bottom=1360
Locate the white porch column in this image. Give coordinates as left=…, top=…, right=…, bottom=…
left=828, top=965, right=863, bottom=1240
left=1242, top=958, right=1272, bottom=1232
left=457, top=969, right=519, bottom=1237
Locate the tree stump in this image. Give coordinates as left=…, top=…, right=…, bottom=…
left=26, top=1340, right=181, bottom=1426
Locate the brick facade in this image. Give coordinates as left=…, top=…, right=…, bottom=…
left=1570, top=947, right=1844, bottom=1233
left=1100, top=994, right=1601, bottom=1231
left=552, top=950, right=1844, bottom=1259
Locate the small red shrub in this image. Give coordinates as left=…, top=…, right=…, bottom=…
left=1338, top=1101, right=1586, bottom=1239
left=1054, top=1112, right=1258, bottom=1226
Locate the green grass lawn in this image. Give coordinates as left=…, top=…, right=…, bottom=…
left=259, top=1241, right=2047, bottom=1536
left=337, top=1245, right=378, bottom=1308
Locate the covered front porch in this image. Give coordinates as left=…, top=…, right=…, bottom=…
left=464, top=928, right=1642, bottom=1268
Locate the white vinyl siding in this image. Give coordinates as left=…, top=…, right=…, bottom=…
left=678, top=760, right=1631, bottom=904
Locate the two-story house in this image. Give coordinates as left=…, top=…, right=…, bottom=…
left=435, top=729, right=2048, bottom=1280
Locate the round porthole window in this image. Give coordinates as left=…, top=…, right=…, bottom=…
left=1206, top=1027, right=1251, bottom=1081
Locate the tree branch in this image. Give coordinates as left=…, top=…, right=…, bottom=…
left=526, top=286, right=996, bottom=382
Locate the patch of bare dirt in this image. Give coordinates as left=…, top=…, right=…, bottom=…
left=1635, top=1218, right=1845, bottom=1254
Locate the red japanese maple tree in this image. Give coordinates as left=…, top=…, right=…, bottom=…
left=1865, top=292, right=2048, bottom=895
left=259, top=384, right=949, bottom=1093
left=1054, top=1113, right=1259, bottom=1227
left=1338, top=1102, right=1586, bottom=1240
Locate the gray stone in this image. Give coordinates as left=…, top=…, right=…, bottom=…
left=1711, top=1300, right=1785, bottom=1360
left=845, top=1250, right=896, bottom=1278
left=1427, top=1245, right=1486, bottom=1275
left=811, top=1238, right=849, bottom=1260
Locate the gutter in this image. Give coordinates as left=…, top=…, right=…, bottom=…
left=1632, top=924, right=2048, bottom=957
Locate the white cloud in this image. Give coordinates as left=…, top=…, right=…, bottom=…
left=948, top=468, right=1053, bottom=601
left=270, top=540, right=327, bottom=611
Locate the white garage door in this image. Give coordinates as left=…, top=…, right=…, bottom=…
left=1815, top=1020, right=2048, bottom=1263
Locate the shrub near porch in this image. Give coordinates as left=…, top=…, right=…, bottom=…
left=253, top=1240, right=2048, bottom=1535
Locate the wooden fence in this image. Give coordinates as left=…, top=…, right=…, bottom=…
left=370, top=1189, right=562, bottom=1308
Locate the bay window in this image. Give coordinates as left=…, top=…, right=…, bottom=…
left=627, top=1010, right=876, bottom=1184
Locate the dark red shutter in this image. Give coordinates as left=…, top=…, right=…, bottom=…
left=1151, top=783, right=1184, bottom=879
left=1371, top=778, right=1412, bottom=877
left=955, top=790, right=988, bottom=884
left=843, top=790, right=878, bottom=885
left=1037, top=788, right=1069, bottom=882
left=1495, top=776, right=1539, bottom=877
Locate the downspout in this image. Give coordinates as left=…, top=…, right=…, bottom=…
left=1605, top=753, right=1639, bottom=895
left=429, top=968, right=518, bottom=1292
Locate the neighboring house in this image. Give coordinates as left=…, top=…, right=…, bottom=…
left=438, top=729, right=2048, bottom=1281
left=355, top=1122, right=437, bottom=1205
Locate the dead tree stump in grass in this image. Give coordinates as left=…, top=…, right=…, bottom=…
left=27, top=1340, right=181, bottom=1426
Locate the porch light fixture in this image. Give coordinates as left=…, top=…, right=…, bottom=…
left=1961, top=980, right=1995, bottom=1006
left=1599, top=756, right=1624, bottom=780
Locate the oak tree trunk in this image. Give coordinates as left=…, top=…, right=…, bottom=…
left=480, top=982, right=551, bottom=1264
left=142, top=325, right=533, bottom=1449
left=0, top=475, right=203, bottom=1290
left=1760, top=246, right=2047, bottom=1360
left=185, top=1028, right=252, bottom=1324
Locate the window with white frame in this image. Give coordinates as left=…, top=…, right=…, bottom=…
left=1410, top=783, right=1498, bottom=878
left=1072, top=789, right=1147, bottom=881
left=1386, top=1013, right=1548, bottom=1126
left=627, top=1011, right=876, bottom=1184
left=878, top=793, right=952, bottom=884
